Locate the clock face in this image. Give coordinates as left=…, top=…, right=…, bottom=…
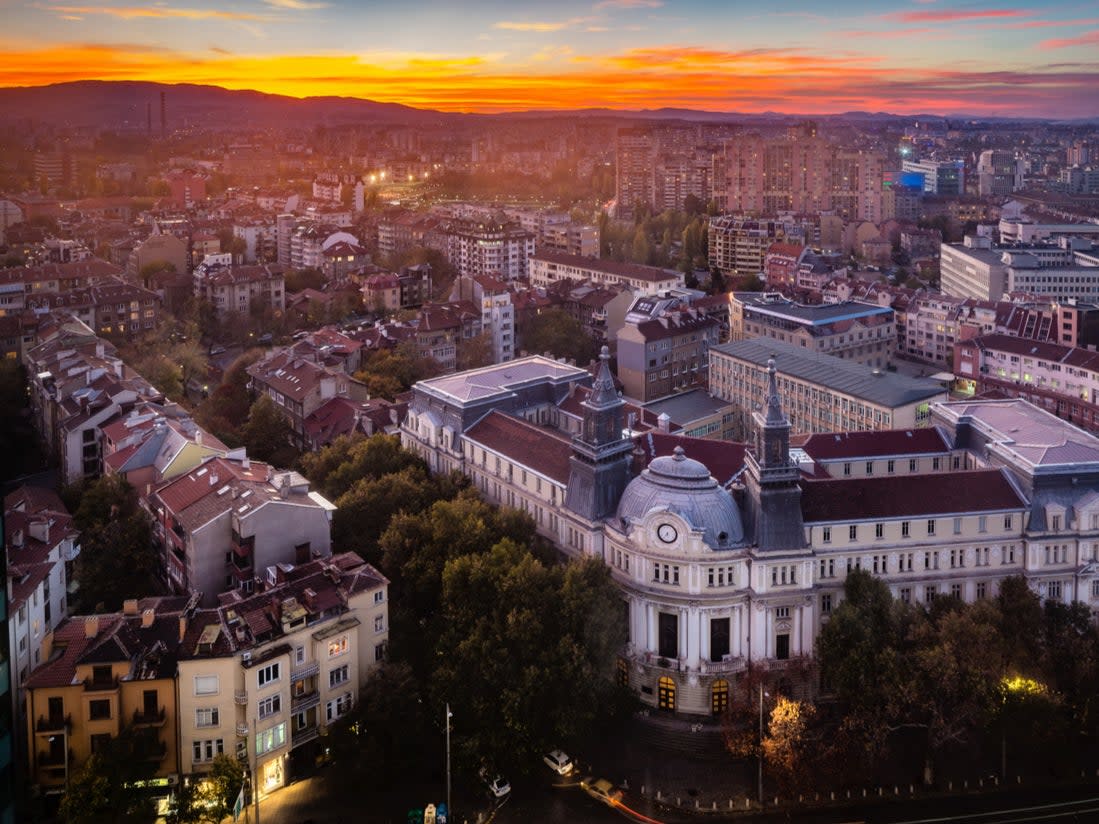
left=657, top=523, right=678, bottom=544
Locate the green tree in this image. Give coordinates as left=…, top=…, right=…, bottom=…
left=298, top=433, right=427, bottom=500
left=354, top=343, right=441, bottom=401
left=520, top=309, right=599, bottom=366
left=284, top=268, right=327, bottom=294
left=204, top=753, right=245, bottom=823
left=240, top=395, right=297, bottom=465
left=456, top=332, right=494, bottom=371
left=59, top=727, right=158, bottom=823
left=194, top=348, right=264, bottom=446
left=630, top=226, right=651, bottom=264
left=70, top=476, right=159, bottom=613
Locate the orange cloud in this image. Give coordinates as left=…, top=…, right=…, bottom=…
left=1, top=42, right=1096, bottom=117
left=494, top=21, right=571, bottom=32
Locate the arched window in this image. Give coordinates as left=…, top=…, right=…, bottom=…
left=711, top=679, right=730, bottom=715
left=657, top=676, right=676, bottom=711
left=616, top=658, right=629, bottom=688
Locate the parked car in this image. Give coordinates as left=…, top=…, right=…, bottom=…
left=542, top=749, right=574, bottom=776
left=257, top=332, right=273, bottom=345
left=479, top=767, right=510, bottom=798
left=209, top=345, right=227, bottom=355
left=580, top=778, right=622, bottom=807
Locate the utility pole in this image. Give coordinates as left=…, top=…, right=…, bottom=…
left=757, top=683, right=764, bottom=806
left=252, top=716, right=260, bottom=824
left=445, top=703, right=452, bottom=821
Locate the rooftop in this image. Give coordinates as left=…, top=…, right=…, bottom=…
left=416, top=355, right=588, bottom=405
left=712, top=337, right=948, bottom=408
left=532, top=250, right=682, bottom=284
left=799, top=428, right=953, bottom=461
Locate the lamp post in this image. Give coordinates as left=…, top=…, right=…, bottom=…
left=757, top=683, right=767, bottom=806
left=445, top=703, right=452, bottom=821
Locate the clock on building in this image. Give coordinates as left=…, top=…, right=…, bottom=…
left=657, top=523, right=678, bottom=543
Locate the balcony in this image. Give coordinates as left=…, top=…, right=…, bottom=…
left=699, top=655, right=748, bottom=675
left=140, top=739, right=168, bottom=762
left=132, top=707, right=167, bottom=727
left=35, top=714, right=71, bottom=733
left=234, top=690, right=248, bottom=706
left=291, top=661, right=319, bottom=682
left=83, top=675, right=120, bottom=692
left=291, top=690, right=319, bottom=713
left=291, top=726, right=319, bottom=747
left=37, top=748, right=73, bottom=767
left=236, top=722, right=250, bottom=737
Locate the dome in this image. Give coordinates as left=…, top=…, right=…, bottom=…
left=616, top=446, right=745, bottom=548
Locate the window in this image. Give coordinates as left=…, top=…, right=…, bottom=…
left=374, top=590, right=385, bottom=604
left=294, top=646, right=305, bottom=666
left=257, top=662, right=281, bottom=688
left=976, top=582, right=988, bottom=600
left=328, top=636, right=348, bottom=658
left=89, top=699, right=111, bottom=720
left=875, top=523, right=884, bottom=539
left=901, top=521, right=911, bottom=538
left=374, top=614, right=385, bottom=633
left=329, top=664, right=350, bottom=688
left=900, top=587, right=911, bottom=604
left=775, top=606, right=790, bottom=619
left=822, top=527, right=832, bottom=543
left=1048, top=581, right=1063, bottom=601
left=866, top=461, right=873, bottom=475
left=950, top=583, right=963, bottom=599
left=978, top=515, right=987, bottom=533
left=258, top=694, right=282, bottom=720
left=925, top=585, right=937, bottom=603
left=193, top=738, right=225, bottom=763
left=927, top=519, right=936, bottom=536
left=843, top=462, right=851, bottom=476
left=849, top=524, right=858, bottom=541
left=821, top=594, right=833, bottom=614
left=933, top=457, right=941, bottom=471
left=1004, top=514, right=1013, bottom=530
left=1051, top=514, right=1062, bottom=531
left=374, top=642, right=387, bottom=662
left=775, top=633, right=790, bottom=660
left=256, top=723, right=286, bottom=755
left=909, top=458, right=917, bottom=472
left=196, top=708, right=219, bottom=728
left=887, top=460, right=895, bottom=474
left=90, top=733, right=112, bottom=754
left=326, top=693, right=353, bottom=723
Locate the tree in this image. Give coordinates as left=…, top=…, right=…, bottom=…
left=59, top=727, right=158, bottom=823
left=240, top=395, right=297, bottom=465
left=284, top=268, right=327, bottom=294
left=762, top=697, right=817, bottom=796
left=70, top=475, right=159, bottom=613
left=203, top=753, right=245, bottom=823
left=354, top=343, right=441, bottom=401
left=298, top=433, right=428, bottom=500
left=194, top=348, right=264, bottom=446
left=456, top=332, right=494, bottom=371
left=630, top=226, right=651, bottom=265
left=520, top=309, right=599, bottom=366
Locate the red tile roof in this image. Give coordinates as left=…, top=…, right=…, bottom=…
left=464, top=411, right=574, bottom=484
left=800, top=468, right=1026, bottom=522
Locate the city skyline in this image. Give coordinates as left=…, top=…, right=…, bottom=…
left=1, top=0, right=1098, bottom=118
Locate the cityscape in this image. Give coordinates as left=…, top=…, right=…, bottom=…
left=2, top=2, right=1099, bottom=823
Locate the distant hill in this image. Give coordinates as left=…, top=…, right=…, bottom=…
left=0, top=81, right=1085, bottom=129
left=0, top=81, right=459, bottom=129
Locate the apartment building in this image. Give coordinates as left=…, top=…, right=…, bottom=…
left=176, top=553, right=388, bottom=795
left=28, top=276, right=162, bottom=338
left=616, top=296, right=721, bottom=402
left=449, top=274, right=514, bottom=364
left=412, top=301, right=483, bottom=373
left=708, top=216, right=811, bottom=277
left=529, top=251, right=682, bottom=294
left=709, top=337, right=947, bottom=435
left=941, top=235, right=1099, bottom=302
left=146, top=456, right=335, bottom=606
left=441, top=220, right=534, bottom=281
left=193, top=261, right=286, bottom=319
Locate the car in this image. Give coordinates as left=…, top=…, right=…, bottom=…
left=542, top=749, right=574, bottom=776
left=209, top=345, right=227, bottom=355
left=580, top=778, right=622, bottom=807
left=479, top=767, right=510, bottom=798
left=257, top=333, right=273, bottom=345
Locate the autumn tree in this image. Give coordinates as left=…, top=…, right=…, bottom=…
left=762, top=697, right=818, bottom=797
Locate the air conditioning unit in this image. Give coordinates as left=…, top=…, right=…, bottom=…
left=242, top=651, right=252, bottom=664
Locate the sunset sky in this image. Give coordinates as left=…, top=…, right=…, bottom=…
left=2, top=0, right=1098, bottom=117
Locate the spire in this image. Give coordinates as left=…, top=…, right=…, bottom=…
left=765, top=357, right=785, bottom=425
left=588, top=345, right=618, bottom=408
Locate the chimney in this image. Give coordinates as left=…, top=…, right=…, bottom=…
left=178, top=615, right=188, bottom=643
left=84, top=616, right=99, bottom=639
left=123, top=599, right=139, bottom=616
left=28, top=520, right=49, bottom=543
left=195, top=430, right=203, bottom=446
left=242, top=456, right=250, bottom=470
left=11, top=529, right=23, bottom=548
left=142, top=608, right=155, bottom=628
left=657, top=412, right=671, bottom=433
left=631, top=441, right=648, bottom=476
left=210, top=473, right=218, bottom=486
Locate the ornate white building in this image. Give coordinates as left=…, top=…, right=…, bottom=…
left=402, top=351, right=1099, bottom=716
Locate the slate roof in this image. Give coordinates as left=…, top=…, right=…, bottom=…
left=633, top=432, right=747, bottom=488
left=800, top=428, right=953, bottom=461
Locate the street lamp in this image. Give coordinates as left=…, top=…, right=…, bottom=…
left=757, top=683, right=769, bottom=806
left=445, top=704, right=453, bottom=821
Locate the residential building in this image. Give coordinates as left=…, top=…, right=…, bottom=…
left=5, top=487, right=79, bottom=763
left=147, top=456, right=335, bottom=606
left=530, top=252, right=682, bottom=294
left=412, top=301, right=483, bottom=373
left=247, top=350, right=370, bottom=447
left=541, top=223, right=599, bottom=258
left=27, top=276, right=162, bottom=338
left=176, top=553, right=388, bottom=794
left=441, top=220, right=534, bottom=281
left=616, top=296, right=720, bottom=402
left=163, top=170, right=207, bottom=208
left=233, top=219, right=278, bottom=264
left=615, top=128, right=655, bottom=219
left=941, top=235, right=1099, bottom=303
left=709, top=337, right=947, bottom=435
left=977, top=149, right=1024, bottom=197
left=708, top=216, right=810, bottom=278
left=192, top=261, right=286, bottom=319
left=449, top=275, right=514, bottom=364
left=127, top=233, right=188, bottom=281
left=728, top=293, right=896, bottom=369
left=361, top=273, right=400, bottom=313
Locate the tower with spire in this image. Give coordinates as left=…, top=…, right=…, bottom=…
left=565, top=346, right=635, bottom=521
left=744, top=357, right=805, bottom=550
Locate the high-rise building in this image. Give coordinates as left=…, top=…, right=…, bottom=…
left=977, top=149, right=1024, bottom=197
left=615, top=128, right=656, bottom=219
left=712, top=134, right=884, bottom=221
